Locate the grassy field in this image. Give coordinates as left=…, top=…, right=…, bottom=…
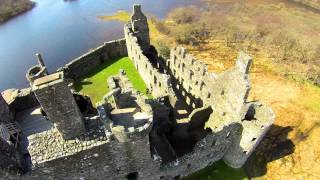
left=74, top=57, right=148, bottom=105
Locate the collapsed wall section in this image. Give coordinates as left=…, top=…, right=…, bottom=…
left=61, top=39, right=127, bottom=80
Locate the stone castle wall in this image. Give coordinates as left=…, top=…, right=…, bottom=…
left=124, top=24, right=175, bottom=99
left=0, top=138, right=20, bottom=173
left=5, top=88, right=39, bottom=116
left=165, top=47, right=213, bottom=110
left=32, top=72, right=86, bottom=140
left=0, top=93, right=13, bottom=124
left=163, top=46, right=274, bottom=168
left=61, top=39, right=127, bottom=80
left=28, top=127, right=160, bottom=179
left=0, top=4, right=275, bottom=178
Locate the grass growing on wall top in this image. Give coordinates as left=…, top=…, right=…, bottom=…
left=74, top=57, right=148, bottom=105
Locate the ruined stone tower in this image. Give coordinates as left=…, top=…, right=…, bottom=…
left=30, top=71, right=86, bottom=139
left=131, top=4, right=150, bottom=52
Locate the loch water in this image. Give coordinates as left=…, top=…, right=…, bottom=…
left=0, top=0, right=196, bottom=91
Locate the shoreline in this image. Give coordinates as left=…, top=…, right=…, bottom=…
left=0, top=0, right=36, bottom=24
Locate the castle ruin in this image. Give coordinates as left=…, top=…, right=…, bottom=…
left=0, top=5, right=274, bottom=179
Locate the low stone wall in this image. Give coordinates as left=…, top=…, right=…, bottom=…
left=27, top=127, right=108, bottom=164
left=61, top=39, right=127, bottom=80
left=28, top=126, right=162, bottom=179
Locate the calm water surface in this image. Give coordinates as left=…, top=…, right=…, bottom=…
left=0, top=0, right=196, bottom=91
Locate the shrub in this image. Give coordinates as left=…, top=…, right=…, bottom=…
left=155, top=40, right=171, bottom=59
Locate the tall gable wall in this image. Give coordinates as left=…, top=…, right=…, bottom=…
left=124, top=24, right=175, bottom=99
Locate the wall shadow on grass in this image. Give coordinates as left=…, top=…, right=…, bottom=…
left=184, top=161, right=248, bottom=180
left=243, top=125, right=295, bottom=178
left=74, top=57, right=121, bottom=92
left=73, top=56, right=149, bottom=104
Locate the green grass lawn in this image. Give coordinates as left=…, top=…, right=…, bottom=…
left=185, top=161, right=248, bottom=180
left=74, top=57, right=148, bottom=105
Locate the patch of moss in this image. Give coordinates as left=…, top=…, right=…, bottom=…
left=74, top=57, right=148, bottom=105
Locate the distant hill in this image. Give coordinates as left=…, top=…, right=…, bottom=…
left=292, top=0, right=320, bottom=10
left=0, top=0, right=35, bottom=23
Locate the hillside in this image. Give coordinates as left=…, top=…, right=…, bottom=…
left=151, top=1, right=320, bottom=179
left=0, top=0, right=35, bottom=23
left=292, top=0, right=320, bottom=10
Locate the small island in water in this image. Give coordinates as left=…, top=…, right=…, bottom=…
left=0, top=0, right=35, bottom=23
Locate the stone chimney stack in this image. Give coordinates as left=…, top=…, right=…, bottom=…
left=32, top=72, right=86, bottom=139
left=26, top=53, right=49, bottom=86
left=36, top=53, right=45, bottom=68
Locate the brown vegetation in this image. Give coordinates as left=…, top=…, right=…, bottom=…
left=292, top=0, right=320, bottom=10
left=0, top=0, right=35, bottom=23
left=150, top=1, right=320, bottom=179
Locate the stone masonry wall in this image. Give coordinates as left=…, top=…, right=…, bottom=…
left=28, top=127, right=161, bottom=179
left=124, top=24, right=175, bottom=99
left=61, top=39, right=127, bottom=80
left=0, top=138, right=20, bottom=173
left=164, top=47, right=275, bottom=168
left=0, top=93, right=13, bottom=124
left=165, top=47, right=211, bottom=110
left=5, top=88, right=39, bottom=115
left=32, top=72, right=86, bottom=140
